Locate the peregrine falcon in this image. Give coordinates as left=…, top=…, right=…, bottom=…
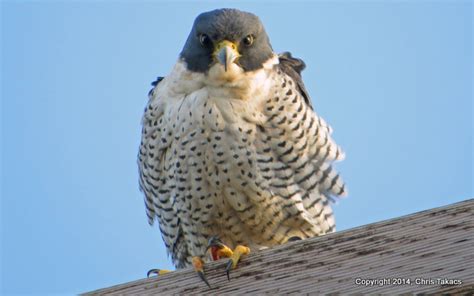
left=138, top=8, right=346, bottom=286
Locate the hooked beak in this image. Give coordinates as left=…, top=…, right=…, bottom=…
left=214, top=40, right=240, bottom=72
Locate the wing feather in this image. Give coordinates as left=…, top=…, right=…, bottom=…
left=138, top=77, right=191, bottom=267
left=247, top=53, right=346, bottom=241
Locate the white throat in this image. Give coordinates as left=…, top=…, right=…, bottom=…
left=161, top=55, right=280, bottom=101
left=209, top=54, right=280, bottom=100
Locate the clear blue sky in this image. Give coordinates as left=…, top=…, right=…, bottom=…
left=2, top=1, right=472, bottom=294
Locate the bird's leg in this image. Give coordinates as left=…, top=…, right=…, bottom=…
left=207, top=236, right=250, bottom=280
left=192, top=256, right=211, bottom=288
left=147, top=269, right=172, bottom=277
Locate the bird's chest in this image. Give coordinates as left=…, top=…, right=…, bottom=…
left=162, top=89, right=264, bottom=231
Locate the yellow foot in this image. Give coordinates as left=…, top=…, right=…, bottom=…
left=206, top=236, right=250, bottom=281
left=193, top=256, right=211, bottom=288
left=147, top=269, right=172, bottom=277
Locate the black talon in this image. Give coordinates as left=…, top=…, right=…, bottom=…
left=288, top=236, right=302, bottom=242
left=147, top=269, right=160, bottom=278
left=225, top=259, right=233, bottom=281
left=197, top=270, right=211, bottom=288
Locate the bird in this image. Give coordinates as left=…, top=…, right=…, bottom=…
left=138, top=8, right=346, bottom=287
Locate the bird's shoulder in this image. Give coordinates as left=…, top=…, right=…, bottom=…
left=148, top=76, right=164, bottom=98
left=278, top=52, right=313, bottom=109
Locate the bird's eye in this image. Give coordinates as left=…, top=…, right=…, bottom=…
left=243, top=35, right=254, bottom=46
left=199, top=34, right=211, bottom=47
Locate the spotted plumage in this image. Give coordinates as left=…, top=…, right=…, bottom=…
left=138, top=8, right=346, bottom=269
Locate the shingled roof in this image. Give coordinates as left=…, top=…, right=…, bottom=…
left=85, top=199, right=474, bottom=294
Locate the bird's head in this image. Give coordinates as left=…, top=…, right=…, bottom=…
left=180, top=9, right=274, bottom=77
